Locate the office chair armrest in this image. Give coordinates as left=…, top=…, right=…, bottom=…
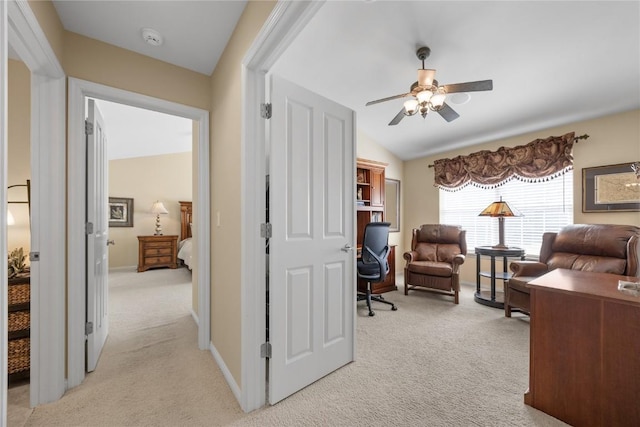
left=510, top=261, right=548, bottom=277
left=363, top=244, right=390, bottom=282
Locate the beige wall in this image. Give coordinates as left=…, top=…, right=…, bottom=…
left=7, top=59, right=31, bottom=256
left=357, top=130, right=405, bottom=268
left=404, top=109, right=640, bottom=285
left=63, top=32, right=211, bottom=111
left=28, top=0, right=65, bottom=65
left=209, top=0, right=276, bottom=387
left=108, top=152, right=192, bottom=268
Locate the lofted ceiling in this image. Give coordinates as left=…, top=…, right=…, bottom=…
left=50, top=1, right=640, bottom=161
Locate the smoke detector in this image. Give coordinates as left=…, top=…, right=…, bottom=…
left=141, top=28, right=163, bottom=47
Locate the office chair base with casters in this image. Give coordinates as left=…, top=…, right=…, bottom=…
left=357, top=287, right=397, bottom=316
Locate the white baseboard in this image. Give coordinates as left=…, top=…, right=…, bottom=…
left=209, top=342, right=242, bottom=403
left=190, top=309, right=199, bottom=326
left=108, top=265, right=137, bottom=272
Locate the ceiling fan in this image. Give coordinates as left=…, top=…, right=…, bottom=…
left=366, top=46, right=493, bottom=126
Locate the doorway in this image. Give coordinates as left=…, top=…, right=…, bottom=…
left=3, top=1, right=67, bottom=416
left=94, top=97, right=195, bottom=370
left=66, top=78, right=211, bottom=389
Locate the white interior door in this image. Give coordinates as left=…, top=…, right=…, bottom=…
left=86, top=99, right=109, bottom=372
left=268, top=75, right=356, bottom=404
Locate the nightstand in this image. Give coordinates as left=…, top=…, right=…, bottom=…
left=137, top=235, right=179, bottom=272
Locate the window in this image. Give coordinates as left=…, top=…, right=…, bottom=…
left=439, top=174, right=573, bottom=256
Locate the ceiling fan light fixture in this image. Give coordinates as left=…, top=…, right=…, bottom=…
left=403, top=99, right=419, bottom=115
left=365, top=45, right=493, bottom=126
left=416, top=89, right=433, bottom=104
left=429, top=89, right=447, bottom=110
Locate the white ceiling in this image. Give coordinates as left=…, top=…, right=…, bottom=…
left=51, top=0, right=247, bottom=160
left=50, top=1, right=639, bottom=161
left=91, top=99, right=193, bottom=161
left=52, top=0, right=247, bottom=75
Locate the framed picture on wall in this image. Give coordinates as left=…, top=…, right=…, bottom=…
left=109, top=197, right=134, bottom=227
left=582, top=162, right=640, bottom=212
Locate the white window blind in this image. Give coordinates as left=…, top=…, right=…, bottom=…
left=439, top=174, right=573, bottom=256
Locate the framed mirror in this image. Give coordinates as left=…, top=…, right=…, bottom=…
left=385, top=178, right=400, bottom=232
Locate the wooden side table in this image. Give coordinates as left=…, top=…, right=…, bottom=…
left=137, top=235, right=178, bottom=272
left=475, top=246, right=525, bottom=308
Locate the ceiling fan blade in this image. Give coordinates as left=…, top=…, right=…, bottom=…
left=366, top=92, right=411, bottom=106
left=437, top=102, right=460, bottom=122
left=443, top=80, right=493, bottom=93
left=388, top=108, right=406, bottom=126
left=418, top=69, right=436, bottom=87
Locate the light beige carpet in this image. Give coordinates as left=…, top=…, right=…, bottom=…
left=12, top=269, right=567, bottom=426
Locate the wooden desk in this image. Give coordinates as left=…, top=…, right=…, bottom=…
left=526, top=269, right=640, bottom=426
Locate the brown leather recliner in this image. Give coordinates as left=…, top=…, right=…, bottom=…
left=505, top=223, right=640, bottom=317
left=403, top=224, right=467, bottom=304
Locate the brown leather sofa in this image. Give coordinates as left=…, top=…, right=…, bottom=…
left=505, top=223, right=640, bottom=317
left=403, top=224, right=467, bottom=304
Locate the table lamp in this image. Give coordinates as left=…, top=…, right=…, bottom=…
left=150, top=201, right=169, bottom=235
left=7, top=209, right=15, bottom=225
left=478, top=196, right=522, bottom=249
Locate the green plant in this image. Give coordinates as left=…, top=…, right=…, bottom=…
left=8, top=247, right=27, bottom=279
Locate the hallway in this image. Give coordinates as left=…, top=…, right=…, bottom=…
left=11, top=268, right=244, bottom=426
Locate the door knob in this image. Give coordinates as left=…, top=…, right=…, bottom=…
left=341, top=244, right=354, bottom=253
left=107, top=240, right=115, bottom=246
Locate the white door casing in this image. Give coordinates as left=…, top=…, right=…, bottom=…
left=86, top=99, right=109, bottom=372
left=67, top=78, right=210, bottom=389
left=3, top=0, right=67, bottom=413
left=240, top=0, right=324, bottom=411
left=268, top=75, right=356, bottom=404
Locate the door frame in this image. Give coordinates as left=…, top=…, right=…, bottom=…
left=67, top=78, right=211, bottom=388
left=2, top=0, right=66, bottom=415
left=239, top=0, right=325, bottom=411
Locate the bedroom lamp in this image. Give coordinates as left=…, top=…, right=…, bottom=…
left=478, top=196, right=522, bottom=249
left=7, top=209, right=15, bottom=226
left=150, top=201, right=169, bottom=235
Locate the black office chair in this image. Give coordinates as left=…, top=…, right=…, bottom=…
left=357, top=222, right=398, bottom=317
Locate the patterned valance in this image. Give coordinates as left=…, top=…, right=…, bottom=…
left=433, top=132, right=582, bottom=191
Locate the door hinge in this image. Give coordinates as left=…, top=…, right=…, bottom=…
left=85, top=120, right=94, bottom=135
left=261, top=103, right=272, bottom=119
left=260, top=223, right=272, bottom=239
left=86, top=222, right=94, bottom=234
left=85, top=321, right=94, bottom=336
left=29, top=252, right=40, bottom=262
left=260, top=342, right=272, bottom=358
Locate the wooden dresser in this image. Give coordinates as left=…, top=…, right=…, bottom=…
left=137, top=235, right=179, bottom=272
left=8, top=272, right=30, bottom=381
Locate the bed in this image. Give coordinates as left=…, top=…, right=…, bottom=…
left=177, top=201, right=193, bottom=270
